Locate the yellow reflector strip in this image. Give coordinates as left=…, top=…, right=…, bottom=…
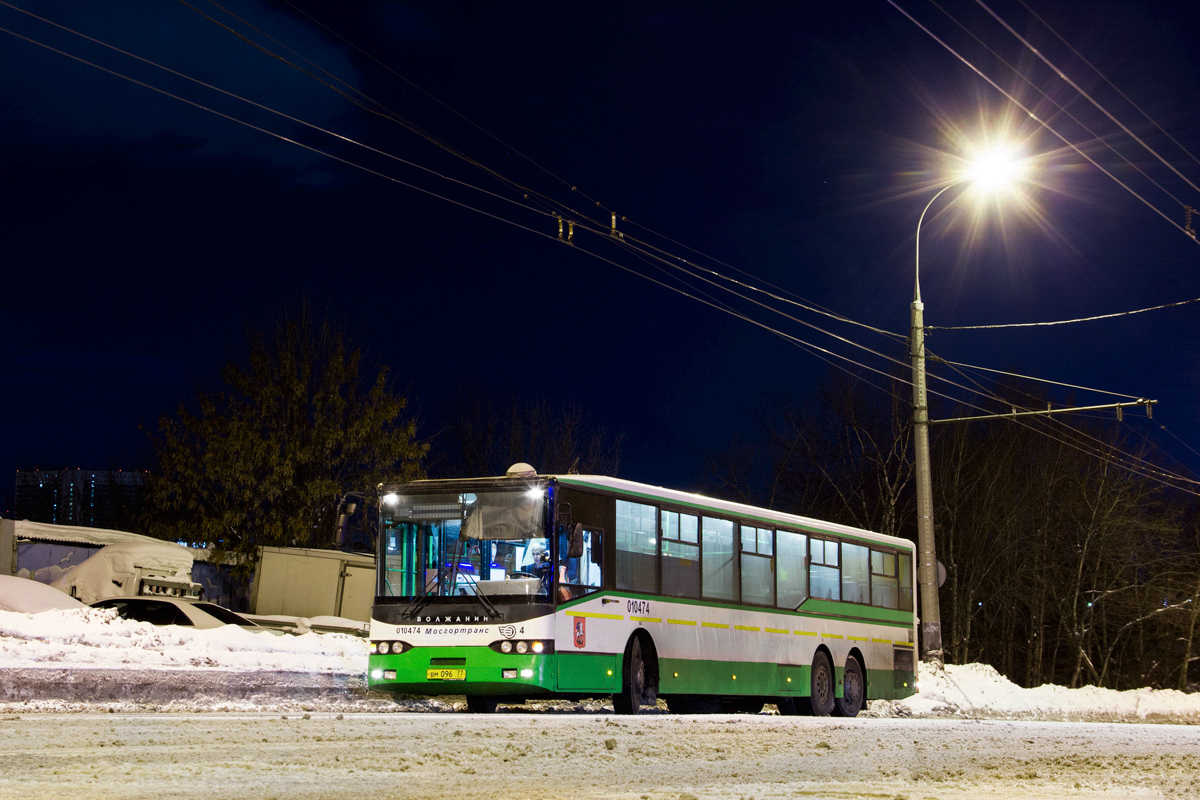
left=871, top=638, right=891, bottom=644
left=702, top=622, right=729, bottom=629
left=630, top=616, right=661, bottom=623
left=571, top=612, right=624, bottom=620
left=894, top=641, right=915, bottom=648
left=734, top=625, right=760, bottom=632
left=667, top=619, right=696, bottom=626
left=825, top=634, right=844, bottom=639
left=794, top=630, right=818, bottom=637
left=765, top=627, right=789, bottom=634
left=848, top=636, right=868, bottom=642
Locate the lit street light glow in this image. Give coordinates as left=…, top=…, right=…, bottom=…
left=966, top=147, right=1024, bottom=191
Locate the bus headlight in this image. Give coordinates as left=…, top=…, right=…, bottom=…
left=378, top=641, right=391, bottom=655
left=531, top=641, right=544, bottom=653
left=516, top=641, right=528, bottom=654
left=500, top=641, right=513, bottom=653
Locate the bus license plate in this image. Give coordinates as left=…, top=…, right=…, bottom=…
left=426, top=668, right=466, bottom=681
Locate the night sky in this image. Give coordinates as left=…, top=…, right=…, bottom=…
left=3, top=0, right=1199, bottom=509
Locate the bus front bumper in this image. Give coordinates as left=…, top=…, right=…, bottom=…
left=369, top=646, right=555, bottom=697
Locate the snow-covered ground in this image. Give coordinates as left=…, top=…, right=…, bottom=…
left=1, top=575, right=1198, bottom=720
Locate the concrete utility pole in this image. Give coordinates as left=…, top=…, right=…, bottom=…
left=911, top=184, right=954, bottom=665
left=910, top=296, right=942, bottom=662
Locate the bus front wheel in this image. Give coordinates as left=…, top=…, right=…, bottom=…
left=613, top=635, right=654, bottom=715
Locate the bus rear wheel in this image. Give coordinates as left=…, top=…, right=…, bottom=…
left=465, top=696, right=498, bottom=714
left=833, top=656, right=865, bottom=717
left=808, top=651, right=835, bottom=716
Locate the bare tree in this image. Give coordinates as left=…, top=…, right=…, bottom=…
left=437, top=388, right=623, bottom=478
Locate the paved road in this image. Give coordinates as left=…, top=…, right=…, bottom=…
left=0, top=712, right=1196, bottom=799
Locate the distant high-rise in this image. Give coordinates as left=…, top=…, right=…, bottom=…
left=14, top=469, right=147, bottom=530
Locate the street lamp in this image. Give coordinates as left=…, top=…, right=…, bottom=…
left=911, top=149, right=1021, bottom=665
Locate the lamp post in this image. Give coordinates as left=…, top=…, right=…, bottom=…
left=911, top=184, right=957, bottom=665
left=910, top=150, right=1020, bottom=665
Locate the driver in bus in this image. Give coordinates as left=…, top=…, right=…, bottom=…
left=519, top=541, right=546, bottom=572
left=518, top=541, right=553, bottom=596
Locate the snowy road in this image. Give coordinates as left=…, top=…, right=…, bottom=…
left=0, top=712, right=1196, bottom=799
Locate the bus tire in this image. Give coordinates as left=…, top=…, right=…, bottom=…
left=465, top=696, right=498, bottom=714
left=833, top=656, right=865, bottom=717
left=808, top=651, right=835, bottom=716
left=613, top=635, right=652, bottom=715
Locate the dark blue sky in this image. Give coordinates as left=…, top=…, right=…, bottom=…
left=3, top=0, right=1199, bottom=508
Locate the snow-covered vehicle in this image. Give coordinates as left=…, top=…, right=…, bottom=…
left=0, top=574, right=86, bottom=613
left=90, top=596, right=281, bottom=634
left=51, top=540, right=202, bottom=604
left=3, top=520, right=202, bottom=602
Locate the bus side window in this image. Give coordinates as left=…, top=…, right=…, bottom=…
left=558, top=527, right=604, bottom=599
left=662, top=511, right=700, bottom=598
left=810, top=538, right=840, bottom=600
left=898, top=553, right=914, bottom=611
left=701, top=517, right=738, bottom=602
left=870, top=549, right=899, bottom=609
left=578, top=528, right=603, bottom=589
left=776, top=530, right=808, bottom=609
left=616, top=500, right=659, bottom=593
left=841, top=543, right=870, bottom=604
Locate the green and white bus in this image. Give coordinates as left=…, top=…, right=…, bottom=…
left=368, top=464, right=917, bottom=714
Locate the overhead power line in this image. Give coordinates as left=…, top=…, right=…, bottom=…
left=975, top=0, right=1200, bottom=201
left=1017, top=0, right=1200, bottom=173
left=930, top=295, right=1200, bottom=330
left=938, top=359, right=1141, bottom=400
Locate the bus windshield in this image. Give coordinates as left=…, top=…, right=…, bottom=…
left=379, top=488, right=550, bottom=600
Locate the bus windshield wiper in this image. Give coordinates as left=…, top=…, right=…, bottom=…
left=404, top=581, right=435, bottom=620
left=404, top=556, right=445, bottom=620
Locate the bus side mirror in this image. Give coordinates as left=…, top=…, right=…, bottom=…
left=335, top=501, right=358, bottom=547
left=568, top=523, right=584, bottom=559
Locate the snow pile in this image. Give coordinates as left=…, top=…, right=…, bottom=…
left=0, top=604, right=367, bottom=674
left=0, top=576, right=85, bottom=613
left=890, top=661, right=1200, bottom=723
